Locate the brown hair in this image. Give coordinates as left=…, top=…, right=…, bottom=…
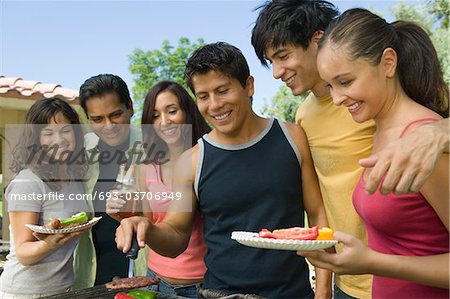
left=319, top=8, right=448, bottom=118
left=141, top=81, right=210, bottom=158
left=10, top=98, right=87, bottom=190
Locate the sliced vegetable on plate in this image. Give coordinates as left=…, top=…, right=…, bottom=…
left=45, top=212, right=89, bottom=229
left=231, top=226, right=337, bottom=251
left=25, top=215, right=102, bottom=234
left=317, top=227, right=334, bottom=240
left=258, top=226, right=319, bottom=240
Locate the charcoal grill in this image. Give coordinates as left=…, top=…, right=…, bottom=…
left=41, top=285, right=183, bottom=299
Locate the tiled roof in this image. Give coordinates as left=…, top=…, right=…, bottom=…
left=0, top=75, right=78, bottom=102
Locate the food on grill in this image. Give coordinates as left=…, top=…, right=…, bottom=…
left=114, top=290, right=157, bottom=299
left=126, top=290, right=157, bottom=299
left=44, top=212, right=89, bottom=229
left=114, top=293, right=135, bottom=299
left=258, top=225, right=320, bottom=240
left=105, top=276, right=159, bottom=290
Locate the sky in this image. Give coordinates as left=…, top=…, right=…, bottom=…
left=1, top=0, right=426, bottom=115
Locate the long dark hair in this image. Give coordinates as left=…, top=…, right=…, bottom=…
left=141, top=81, right=210, bottom=158
left=10, top=97, right=87, bottom=190
left=319, top=8, right=448, bottom=118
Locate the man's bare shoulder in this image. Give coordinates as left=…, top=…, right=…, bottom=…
left=283, top=121, right=306, bottom=137
left=281, top=121, right=309, bottom=156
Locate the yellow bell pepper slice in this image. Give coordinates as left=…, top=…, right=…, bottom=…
left=317, top=227, right=334, bottom=240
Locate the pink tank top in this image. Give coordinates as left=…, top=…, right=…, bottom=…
left=353, top=118, right=449, bottom=298
left=144, top=164, right=207, bottom=280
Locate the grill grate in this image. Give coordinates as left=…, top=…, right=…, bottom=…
left=41, top=285, right=115, bottom=299
left=41, top=285, right=184, bottom=299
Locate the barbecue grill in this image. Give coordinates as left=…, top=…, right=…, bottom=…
left=41, top=285, right=184, bottom=299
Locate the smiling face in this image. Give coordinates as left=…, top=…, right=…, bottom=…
left=39, top=113, right=76, bottom=161
left=152, top=90, right=186, bottom=146
left=85, top=92, right=133, bottom=146
left=193, top=70, right=254, bottom=137
left=317, top=44, right=391, bottom=123
left=265, top=40, right=324, bottom=96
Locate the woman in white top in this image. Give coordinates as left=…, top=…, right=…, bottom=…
left=0, top=98, right=89, bottom=298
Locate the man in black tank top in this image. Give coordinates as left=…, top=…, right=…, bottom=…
left=115, top=43, right=332, bottom=298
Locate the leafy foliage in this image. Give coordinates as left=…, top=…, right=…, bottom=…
left=260, top=85, right=308, bottom=123
left=128, top=37, right=205, bottom=122
left=428, top=0, right=449, bottom=29
left=392, top=0, right=450, bottom=84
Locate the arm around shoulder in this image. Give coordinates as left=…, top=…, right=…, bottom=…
left=361, top=117, right=449, bottom=195
left=434, top=118, right=449, bottom=153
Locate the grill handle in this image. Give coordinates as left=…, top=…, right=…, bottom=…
left=126, top=233, right=139, bottom=260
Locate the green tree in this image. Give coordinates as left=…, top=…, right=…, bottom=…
left=428, top=0, right=449, bottom=29
left=261, top=85, right=308, bottom=123
left=128, top=37, right=205, bottom=122
left=392, top=0, right=450, bottom=84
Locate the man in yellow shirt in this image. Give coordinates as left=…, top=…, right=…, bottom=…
left=251, top=1, right=449, bottom=298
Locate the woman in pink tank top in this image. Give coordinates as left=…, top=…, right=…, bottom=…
left=106, top=81, right=209, bottom=298
left=139, top=81, right=210, bottom=298
left=298, top=8, right=449, bottom=298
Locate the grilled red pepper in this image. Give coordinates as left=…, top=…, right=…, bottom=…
left=114, top=293, right=135, bottom=299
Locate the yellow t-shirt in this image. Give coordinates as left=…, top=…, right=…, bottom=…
left=296, top=93, right=375, bottom=299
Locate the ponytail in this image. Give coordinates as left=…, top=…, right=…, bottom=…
left=393, top=21, right=448, bottom=118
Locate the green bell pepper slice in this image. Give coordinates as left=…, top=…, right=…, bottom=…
left=126, top=290, right=157, bottom=299
left=59, top=212, right=89, bottom=226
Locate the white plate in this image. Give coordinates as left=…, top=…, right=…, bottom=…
left=231, top=231, right=337, bottom=251
left=25, top=217, right=102, bottom=234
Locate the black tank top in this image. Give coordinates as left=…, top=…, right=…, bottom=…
left=195, top=119, right=313, bottom=298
